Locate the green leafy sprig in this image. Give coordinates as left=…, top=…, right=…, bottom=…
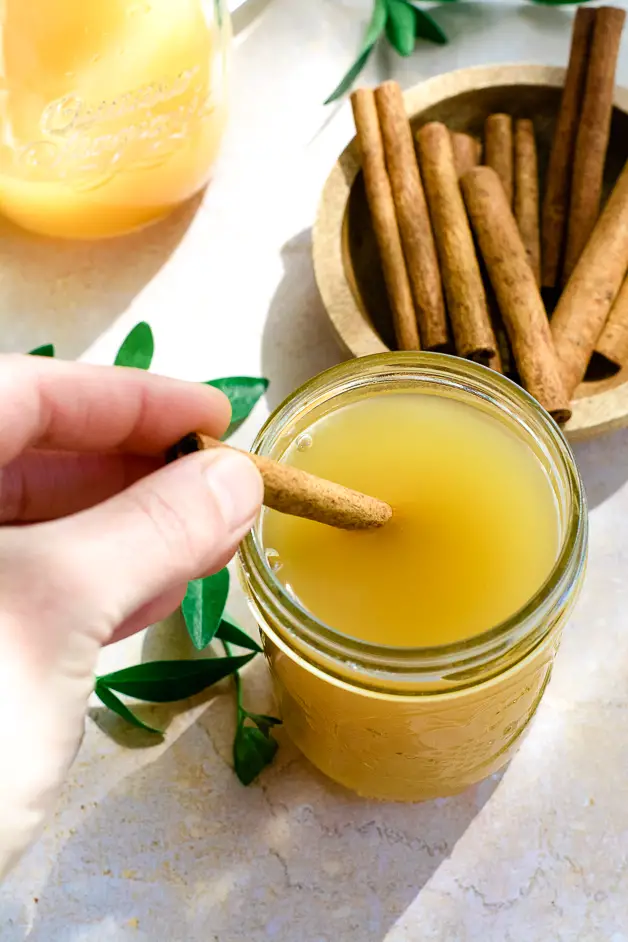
left=325, top=0, right=446, bottom=104
left=32, top=324, right=280, bottom=785
left=326, top=0, right=590, bottom=103
left=223, top=638, right=281, bottom=785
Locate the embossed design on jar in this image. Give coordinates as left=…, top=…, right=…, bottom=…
left=12, top=65, right=218, bottom=188
left=272, top=649, right=556, bottom=799
left=40, top=67, right=201, bottom=135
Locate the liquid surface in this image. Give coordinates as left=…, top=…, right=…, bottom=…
left=0, top=0, right=225, bottom=237
left=262, top=393, right=560, bottom=647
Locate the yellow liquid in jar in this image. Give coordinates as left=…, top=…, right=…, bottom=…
left=0, top=0, right=226, bottom=238
left=263, top=392, right=560, bottom=646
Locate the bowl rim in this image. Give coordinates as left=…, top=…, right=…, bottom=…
left=312, top=63, right=628, bottom=442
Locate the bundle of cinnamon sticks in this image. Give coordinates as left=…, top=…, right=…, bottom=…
left=350, top=5, right=628, bottom=426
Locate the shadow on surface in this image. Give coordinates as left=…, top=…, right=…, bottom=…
left=261, top=228, right=344, bottom=411
left=89, top=608, right=253, bottom=750
left=572, top=426, right=628, bottom=511
left=0, top=194, right=201, bottom=359
left=6, top=609, right=504, bottom=941
left=14, top=691, right=503, bottom=942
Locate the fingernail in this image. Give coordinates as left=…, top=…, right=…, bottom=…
left=204, top=450, right=264, bottom=532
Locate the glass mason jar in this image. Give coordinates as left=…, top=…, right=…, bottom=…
left=239, top=353, right=588, bottom=802
left=0, top=0, right=230, bottom=239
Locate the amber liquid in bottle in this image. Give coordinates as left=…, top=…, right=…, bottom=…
left=0, top=0, right=226, bottom=238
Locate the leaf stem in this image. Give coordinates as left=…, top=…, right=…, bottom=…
left=221, top=639, right=244, bottom=716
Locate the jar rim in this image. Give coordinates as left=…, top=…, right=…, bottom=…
left=239, top=353, right=587, bottom=677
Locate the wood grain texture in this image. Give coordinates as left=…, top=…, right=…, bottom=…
left=514, top=119, right=541, bottom=286
left=462, top=167, right=570, bottom=423
left=450, top=130, right=482, bottom=178
left=562, top=6, right=626, bottom=281
left=484, top=113, right=514, bottom=206
left=350, top=88, right=420, bottom=350
left=552, top=158, right=628, bottom=399
left=416, top=121, right=496, bottom=361
left=594, top=274, right=628, bottom=372
left=375, top=81, right=448, bottom=350
left=541, top=7, right=595, bottom=288
left=313, top=64, right=628, bottom=441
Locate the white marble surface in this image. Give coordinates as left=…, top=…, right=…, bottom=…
left=3, top=1, right=628, bottom=939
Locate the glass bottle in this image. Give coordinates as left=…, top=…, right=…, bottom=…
left=239, top=354, right=588, bottom=801
left=0, top=0, right=230, bottom=238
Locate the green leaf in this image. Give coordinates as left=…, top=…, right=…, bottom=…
left=215, top=616, right=263, bottom=654
left=360, top=0, right=390, bottom=50
left=94, top=680, right=162, bottom=734
left=324, top=0, right=388, bottom=104
left=233, top=724, right=279, bottom=785
left=386, top=0, right=417, bottom=56
left=182, top=569, right=230, bottom=651
left=243, top=711, right=282, bottom=737
left=114, top=322, right=154, bottom=370
left=324, top=47, right=375, bottom=106
left=204, top=376, right=269, bottom=439
left=29, top=344, right=55, bottom=357
left=412, top=7, right=448, bottom=44
left=97, top=652, right=255, bottom=702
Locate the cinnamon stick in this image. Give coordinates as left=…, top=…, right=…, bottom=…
left=514, top=119, right=541, bottom=286
left=551, top=159, right=628, bottom=399
left=486, top=288, right=513, bottom=376
left=462, top=167, right=570, bottom=424
left=541, top=7, right=595, bottom=288
left=484, top=114, right=513, bottom=207
left=170, top=433, right=393, bottom=530
left=415, top=122, right=496, bottom=362
left=374, top=81, right=449, bottom=351
left=450, top=131, right=482, bottom=178
left=562, top=6, right=626, bottom=281
left=474, top=249, right=510, bottom=374
left=594, top=274, right=628, bottom=374
left=351, top=88, right=420, bottom=350
left=492, top=319, right=513, bottom=376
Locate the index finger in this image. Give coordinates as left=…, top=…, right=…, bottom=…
left=0, top=355, right=233, bottom=464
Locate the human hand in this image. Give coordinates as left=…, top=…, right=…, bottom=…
left=0, top=355, right=263, bottom=878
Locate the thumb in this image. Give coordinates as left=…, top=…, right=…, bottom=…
left=44, top=448, right=264, bottom=637
left=0, top=449, right=263, bottom=879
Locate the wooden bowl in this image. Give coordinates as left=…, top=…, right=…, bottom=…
left=313, top=64, right=628, bottom=441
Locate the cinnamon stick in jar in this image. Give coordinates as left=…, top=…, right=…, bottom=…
left=415, top=122, right=496, bottom=362
left=562, top=6, right=626, bottom=281
left=351, top=88, right=420, bottom=351
left=374, top=81, right=449, bottom=351
left=514, top=119, right=541, bottom=286
left=541, top=7, right=595, bottom=288
left=170, top=433, right=393, bottom=530
left=551, top=159, right=628, bottom=399
left=594, top=275, right=628, bottom=374
left=450, top=131, right=482, bottom=178
left=484, top=114, right=514, bottom=207
left=461, top=167, right=570, bottom=424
